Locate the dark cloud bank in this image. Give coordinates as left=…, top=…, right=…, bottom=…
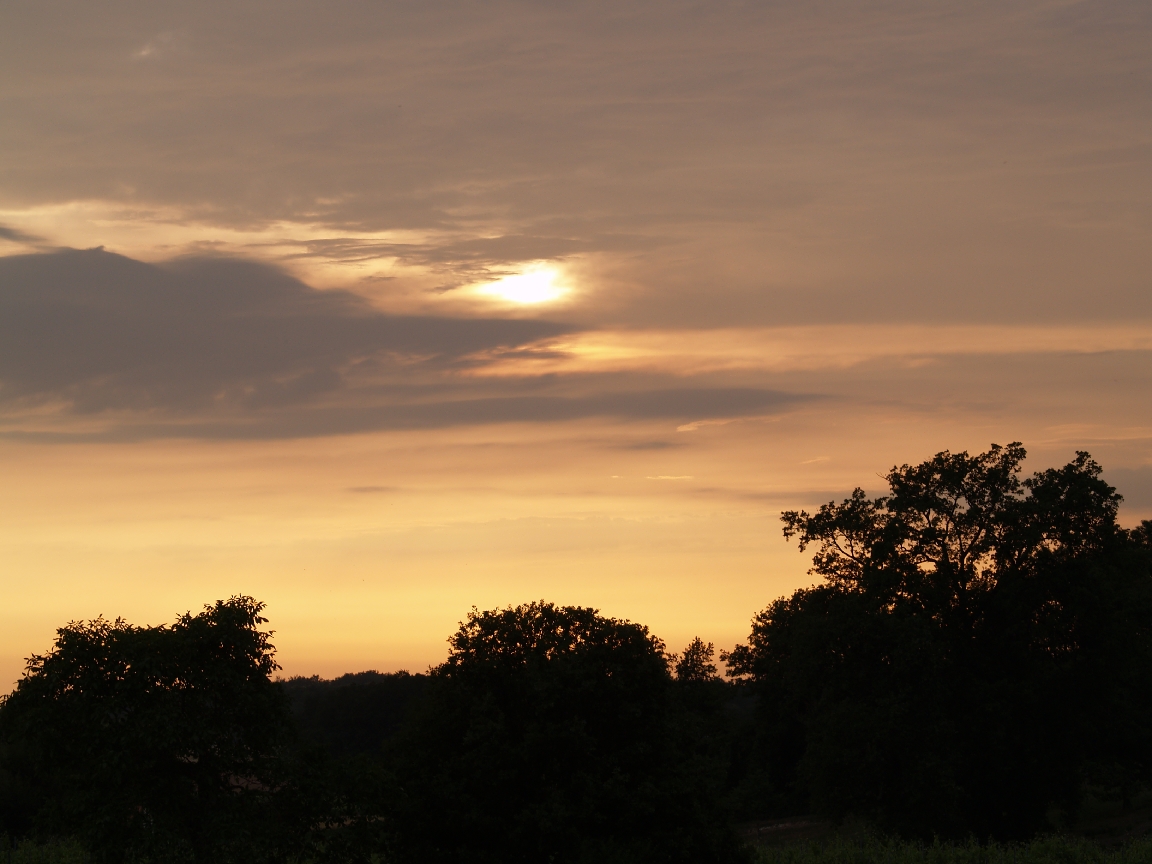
left=0, top=250, right=807, bottom=439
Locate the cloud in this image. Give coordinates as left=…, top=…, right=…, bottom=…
left=283, top=234, right=610, bottom=269
left=615, top=440, right=683, bottom=451
left=2, top=1, right=1150, bottom=326
left=277, top=232, right=668, bottom=294
left=0, top=248, right=568, bottom=411
left=0, top=224, right=42, bottom=244
left=0, top=387, right=811, bottom=442
left=0, top=250, right=813, bottom=439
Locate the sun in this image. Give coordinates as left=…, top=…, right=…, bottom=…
left=475, top=264, right=569, bottom=305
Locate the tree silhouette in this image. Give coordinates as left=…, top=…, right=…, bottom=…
left=675, top=638, right=720, bottom=682
left=725, top=444, right=1152, bottom=838
left=0, top=597, right=292, bottom=863
left=393, top=601, right=747, bottom=864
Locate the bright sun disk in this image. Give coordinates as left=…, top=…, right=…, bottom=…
left=477, top=266, right=568, bottom=304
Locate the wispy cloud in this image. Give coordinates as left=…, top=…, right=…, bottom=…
left=0, top=224, right=43, bottom=245
left=132, top=32, right=176, bottom=60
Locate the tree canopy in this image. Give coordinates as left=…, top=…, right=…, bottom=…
left=725, top=444, right=1152, bottom=838
left=394, top=601, right=746, bottom=864
left=0, top=597, right=292, bottom=863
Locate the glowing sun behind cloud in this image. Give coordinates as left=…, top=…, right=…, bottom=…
left=475, top=264, right=569, bottom=305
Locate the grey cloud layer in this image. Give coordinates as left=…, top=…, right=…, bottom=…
left=0, top=250, right=569, bottom=411
left=1, top=1, right=1150, bottom=325
left=1, top=389, right=808, bottom=443
left=0, top=250, right=808, bottom=438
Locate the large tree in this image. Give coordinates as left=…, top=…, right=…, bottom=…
left=393, top=601, right=747, bottom=864
left=0, top=597, right=293, bottom=862
left=724, top=444, right=1152, bottom=838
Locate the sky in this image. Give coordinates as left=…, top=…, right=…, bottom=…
left=1, top=0, right=1151, bottom=688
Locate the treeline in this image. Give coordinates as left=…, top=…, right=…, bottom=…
left=2, top=444, right=1152, bottom=863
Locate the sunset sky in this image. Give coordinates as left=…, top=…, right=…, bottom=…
left=2, top=0, right=1150, bottom=688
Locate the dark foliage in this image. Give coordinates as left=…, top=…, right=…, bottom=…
left=724, top=444, right=1152, bottom=839
left=675, top=638, right=721, bottom=683
left=283, top=671, right=431, bottom=759
left=276, top=671, right=435, bottom=863
left=0, top=598, right=294, bottom=862
left=391, top=601, right=748, bottom=864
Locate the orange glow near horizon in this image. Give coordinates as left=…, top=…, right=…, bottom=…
left=3, top=395, right=1150, bottom=691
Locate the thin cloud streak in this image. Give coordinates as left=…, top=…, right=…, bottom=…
left=0, top=224, right=43, bottom=244
left=0, top=389, right=813, bottom=442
